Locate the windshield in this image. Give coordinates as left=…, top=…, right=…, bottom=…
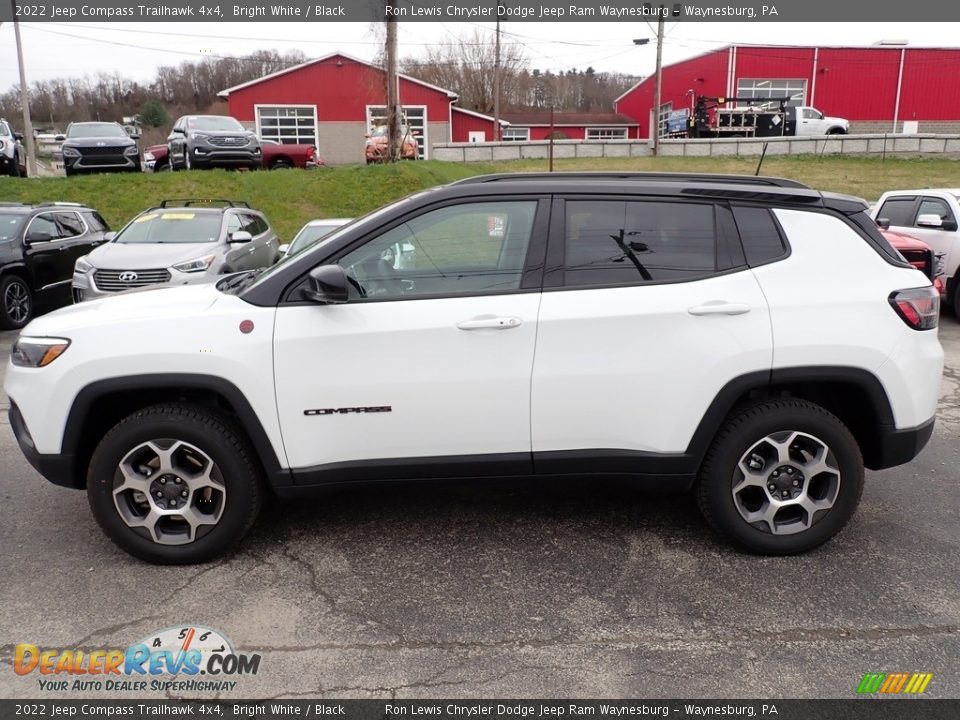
left=288, top=223, right=348, bottom=256
left=0, top=120, right=10, bottom=136
left=370, top=125, right=410, bottom=138
left=116, top=212, right=222, bottom=244
left=67, top=123, right=128, bottom=138
left=187, top=116, right=244, bottom=132
left=0, top=213, right=27, bottom=242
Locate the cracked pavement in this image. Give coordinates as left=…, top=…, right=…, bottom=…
left=0, top=318, right=958, bottom=700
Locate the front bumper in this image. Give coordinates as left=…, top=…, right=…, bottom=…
left=9, top=402, right=81, bottom=489
left=64, top=154, right=139, bottom=172
left=190, top=145, right=260, bottom=168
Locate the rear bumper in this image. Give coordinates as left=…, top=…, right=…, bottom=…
left=871, top=417, right=936, bottom=470
left=9, top=403, right=81, bottom=489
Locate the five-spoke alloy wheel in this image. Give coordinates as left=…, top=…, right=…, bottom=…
left=698, top=399, right=864, bottom=554
left=87, top=404, right=262, bottom=564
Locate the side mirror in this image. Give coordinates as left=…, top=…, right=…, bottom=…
left=55, top=134, right=65, bottom=142
left=14, top=132, right=23, bottom=141
left=26, top=230, right=54, bottom=243
left=301, top=265, right=348, bottom=304
left=172, top=128, right=185, bottom=135
left=916, top=213, right=944, bottom=228
left=876, top=217, right=891, bottom=230
left=104, top=231, right=117, bottom=241
left=229, top=230, right=253, bottom=244
left=278, top=243, right=289, bottom=256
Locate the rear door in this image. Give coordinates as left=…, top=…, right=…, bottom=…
left=23, top=212, right=72, bottom=296
left=530, top=197, right=773, bottom=472
left=54, top=210, right=101, bottom=266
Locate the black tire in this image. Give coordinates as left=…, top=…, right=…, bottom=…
left=697, top=398, right=864, bottom=555
left=827, top=127, right=847, bottom=135
left=0, top=274, right=33, bottom=330
left=86, top=403, right=263, bottom=565
left=269, top=159, right=292, bottom=170
left=9, top=154, right=21, bottom=177
left=952, top=283, right=960, bottom=319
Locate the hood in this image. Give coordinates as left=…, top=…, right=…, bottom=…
left=63, top=136, right=136, bottom=148
left=88, top=241, right=221, bottom=270
left=23, top=283, right=223, bottom=335
left=881, top=228, right=930, bottom=252
left=823, top=116, right=849, bottom=127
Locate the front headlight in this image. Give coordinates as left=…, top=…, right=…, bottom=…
left=11, top=337, right=71, bottom=368
left=172, top=254, right=216, bottom=273
left=61, top=146, right=80, bottom=157
left=143, top=152, right=155, bottom=162
left=75, top=256, right=93, bottom=273
left=189, top=132, right=209, bottom=141
left=124, top=146, right=139, bottom=155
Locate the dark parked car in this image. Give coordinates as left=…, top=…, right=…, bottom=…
left=60, top=122, right=140, bottom=176
left=0, top=201, right=110, bottom=328
left=167, top=115, right=261, bottom=170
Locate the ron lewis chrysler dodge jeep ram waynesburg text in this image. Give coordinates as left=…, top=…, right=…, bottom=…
left=5, top=173, right=943, bottom=565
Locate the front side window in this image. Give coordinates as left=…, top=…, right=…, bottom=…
left=877, top=197, right=917, bottom=227
left=563, top=200, right=717, bottom=287
left=26, top=214, right=61, bottom=241
left=338, top=201, right=537, bottom=300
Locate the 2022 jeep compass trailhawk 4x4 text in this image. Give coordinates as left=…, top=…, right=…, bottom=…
left=5, top=173, right=943, bottom=564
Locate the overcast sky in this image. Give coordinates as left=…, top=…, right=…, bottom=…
left=2, top=22, right=959, bottom=93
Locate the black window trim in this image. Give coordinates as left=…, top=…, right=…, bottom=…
left=544, top=193, right=748, bottom=292
left=53, top=210, right=89, bottom=240
left=278, top=195, right=551, bottom=306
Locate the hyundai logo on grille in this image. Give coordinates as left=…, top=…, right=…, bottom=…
left=118, top=271, right=139, bottom=282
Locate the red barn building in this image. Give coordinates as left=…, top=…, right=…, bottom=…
left=219, top=52, right=503, bottom=165
left=615, top=44, right=960, bottom=139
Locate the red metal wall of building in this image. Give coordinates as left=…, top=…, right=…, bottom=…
left=616, top=45, right=960, bottom=137
left=451, top=109, right=496, bottom=141
left=226, top=54, right=452, bottom=125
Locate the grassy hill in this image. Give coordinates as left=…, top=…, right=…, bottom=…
left=2, top=156, right=959, bottom=242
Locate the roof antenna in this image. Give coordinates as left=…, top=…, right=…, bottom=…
left=755, top=142, right=769, bottom=176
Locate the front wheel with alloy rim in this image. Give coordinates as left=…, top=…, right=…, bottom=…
left=86, top=404, right=263, bottom=564
left=0, top=275, right=33, bottom=329
left=697, top=398, right=864, bottom=555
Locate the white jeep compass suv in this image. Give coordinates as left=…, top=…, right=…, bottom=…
left=6, top=173, right=943, bottom=564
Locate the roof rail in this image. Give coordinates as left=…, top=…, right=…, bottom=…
left=0, top=201, right=27, bottom=207
left=451, top=172, right=810, bottom=189
left=158, top=199, right=250, bottom=208
left=35, top=201, right=85, bottom=207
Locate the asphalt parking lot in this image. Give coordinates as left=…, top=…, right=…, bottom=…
left=0, top=318, right=958, bottom=700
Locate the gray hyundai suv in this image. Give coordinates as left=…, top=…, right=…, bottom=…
left=167, top=115, right=261, bottom=170
left=71, top=199, right=280, bottom=301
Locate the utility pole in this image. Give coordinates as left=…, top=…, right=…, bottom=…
left=385, top=14, right=400, bottom=162
left=494, top=12, right=501, bottom=141
left=12, top=6, right=37, bottom=176
left=653, top=17, right=665, bottom=157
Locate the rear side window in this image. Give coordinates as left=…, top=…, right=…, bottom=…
left=876, top=197, right=916, bottom=227
left=732, top=206, right=787, bottom=266
left=563, top=200, right=716, bottom=287
left=54, top=212, right=85, bottom=238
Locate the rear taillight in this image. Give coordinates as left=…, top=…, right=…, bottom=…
left=889, top=287, right=939, bottom=330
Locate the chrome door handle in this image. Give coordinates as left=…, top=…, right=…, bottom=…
left=457, top=316, right=523, bottom=330
left=688, top=302, right=751, bottom=316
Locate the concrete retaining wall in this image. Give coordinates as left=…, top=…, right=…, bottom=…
left=433, top=134, right=960, bottom=163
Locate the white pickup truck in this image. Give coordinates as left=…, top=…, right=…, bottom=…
left=788, top=106, right=850, bottom=136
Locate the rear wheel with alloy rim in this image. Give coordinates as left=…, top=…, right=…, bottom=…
left=697, top=398, right=863, bottom=555
left=0, top=275, right=33, bottom=329
left=86, top=404, right=262, bottom=564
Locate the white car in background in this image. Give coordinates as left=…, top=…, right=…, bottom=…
left=279, top=219, right=352, bottom=258
left=872, top=189, right=960, bottom=316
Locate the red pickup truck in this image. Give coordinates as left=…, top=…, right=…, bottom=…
left=144, top=140, right=323, bottom=171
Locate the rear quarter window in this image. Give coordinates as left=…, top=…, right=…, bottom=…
left=732, top=206, right=787, bottom=266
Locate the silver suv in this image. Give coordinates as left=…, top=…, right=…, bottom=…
left=72, top=199, right=280, bottom=301
left=167, top=115, right=261, bottom=170
left=0, top=119, right=26, bottom=177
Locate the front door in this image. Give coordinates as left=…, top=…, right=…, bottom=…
left=273, top=198, right=547, bottom=478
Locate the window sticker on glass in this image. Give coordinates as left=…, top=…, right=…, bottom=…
left=134, top=214, right=159, bottom=224
left=488, top=215, right=506, bottom=238
left=161, top=213, right=196, bottom=221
